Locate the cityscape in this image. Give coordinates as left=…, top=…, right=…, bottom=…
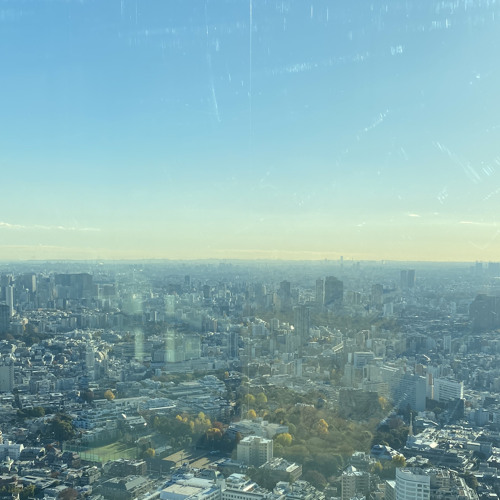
left=0, top=259, right=499, bottom=499
left=2, top=0, right=500, bottom=499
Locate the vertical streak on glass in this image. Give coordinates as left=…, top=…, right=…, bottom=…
left=249, top=0, right=253, bottom=154
left=245, top=1, right=253, bottom=417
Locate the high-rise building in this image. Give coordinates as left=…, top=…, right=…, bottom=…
left=134, top=330, right=144, bottom=362
left=0, top=356, right=14, bottom=392
left=341, top=466, right=370, bottom=500
left=469, top=294, right=500, bottom=330
left=0, top=304, right=10, bottom=334
left=5, top=286, right=14, bottom=317
left=227, top=331, right=240, bottom=359
left=407, top=269, right=416, bottom=288
left=55, top=273, right=93, bottom=300
left=202, top=284, right=211, bottom=300
left=315, top=278, right=324, bottom=306
left=371, top=284, right=384, bottom=306
left=279, top=280, right=291, bottom=311
left=395, top=468, right=430, bottom=500
left=394, top=373, right=426, bottom=411
left=385, top=480, right=396, bottom=500
left=293, top=304, right=310, bottom=348
left=20, top=273, right=36, bottom=293
left=237, top=436, right=273, bottom=467
left=433, top=378, right=464, bottom=402
left=324, top=276, right=343, bottom=306
left=84, top=346, right=96, bottom=381
left=400, top=270, right=407, bottom=289
left=400, top=270, right=416, bottom=289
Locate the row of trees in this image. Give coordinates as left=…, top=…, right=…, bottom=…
left=151, top=412, right=240, bottom=453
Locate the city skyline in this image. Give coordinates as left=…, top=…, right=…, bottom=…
left=1, top=0, right=500, bottom=261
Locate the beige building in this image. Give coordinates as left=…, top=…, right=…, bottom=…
left=236, top=436, right=273, bottom=467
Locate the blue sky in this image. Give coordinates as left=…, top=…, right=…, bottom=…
left=1, top=0, right=500, bottom=261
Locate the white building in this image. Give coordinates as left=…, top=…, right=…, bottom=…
left=341, top=466, right=370, bottom=500
left=160, top=477, right=221, bottom=500
left=0, top=441, right=24, bottom=460
left=395, top=468, right=430, bottom=500
left=433, top=378, right=463, bottom=402
left=229, top=418, right=288, bottom=439
left=222, top=474, right=279, bottom=500
left=237, top=436, right=273, bottom=467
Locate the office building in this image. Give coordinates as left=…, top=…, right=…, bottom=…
left=394, top=373, right=426, bottom=412
left=237, top=436, right=273, bottom=467
left=341, top=466, right=370, bottom=500
left=433, top=378, right=463, bottom=402
left=324, top=276, right=343, bottom=307
left=279, top=280, right=291, bottom=311
left=395, top=468, right=430, bottom=500
left=469, top=294, right=500, bottom=330
left=0, top=356, right=14, bottom=392
left=55, top=273, right=94, bottom=300
left=315, top=278, right=324, bottom=306
left=227, top=330, right=240, bottom=359
left=5, top=286, right=14, bottom=317
left=0, top=304, right=10, bottom=334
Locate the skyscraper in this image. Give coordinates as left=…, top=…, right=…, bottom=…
left=279, top=280, right=291, bottom=311
left=400, top=270, right=408, bottom=289
left=324, top=276, right=343, bottom=307
left=5, top=286, right=14, bottom=317
left=227, top=330, right=240, bottom=359
left=394, top=373, right=426, bottom=412
left=407, top=269, right=416, bottom=288
left=315, top=278, right=324, bottom=306
left=0, top=304, right=10, bottom=334
left=400, top=269, right=416, bottom=289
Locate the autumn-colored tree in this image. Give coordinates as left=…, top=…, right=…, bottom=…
left=212, top=421, right=224, bottom=431
left=274, top=432, right=293, bottom=447
left=392, top=454, right=406, bottom=468
left=315, top=418, right=329, bottom=435
left=256, top=392, right=268, bottom=406
left=143, top=448, right=155, bottom=459
left=246, top=409, right=257, bottom=419
left=104, top=389, right=115, bottom=401
left=378, top=396, right=389, bottom=411
left=243, top=394, right=256, bottom=406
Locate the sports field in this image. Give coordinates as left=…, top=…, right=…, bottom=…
left=65, top=441, right=138, bottom=463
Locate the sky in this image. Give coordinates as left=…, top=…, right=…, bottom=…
left=1, top=0, right=500, bottom=261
